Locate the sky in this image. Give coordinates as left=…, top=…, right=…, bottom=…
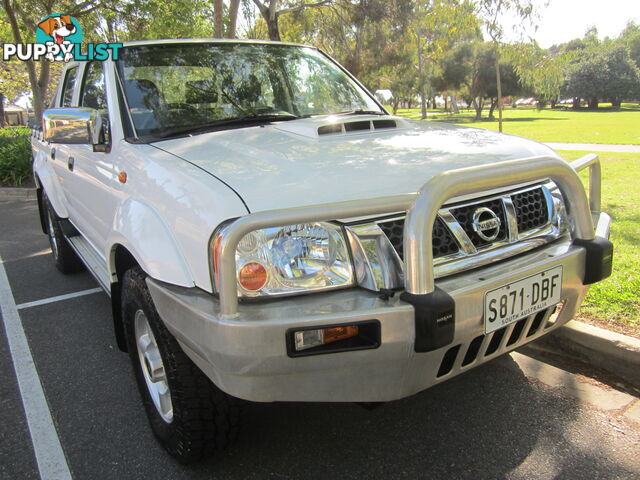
left=502, top=0, right=640, bottom=47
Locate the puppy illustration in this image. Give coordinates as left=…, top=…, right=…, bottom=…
left=38, top=15, right=76, bottom=62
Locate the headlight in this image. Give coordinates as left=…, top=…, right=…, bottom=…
left=547, top=183, right=570, bottom=235
left=215, top=222, right=354, bottom=297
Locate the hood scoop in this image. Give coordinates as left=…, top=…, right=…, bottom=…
left=318, top=119, right=397, bottom=136
left=273, top=115, right=406, bottom=139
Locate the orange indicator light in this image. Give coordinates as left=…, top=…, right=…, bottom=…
left=238, top=262, right=268, bottom=291
left=322, top=325, right=359, bottom=344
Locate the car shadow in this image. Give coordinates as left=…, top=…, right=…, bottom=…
left=185, top=356, right=637, bottom=479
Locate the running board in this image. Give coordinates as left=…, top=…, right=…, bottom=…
left=66, top=236, right=112, bottom=295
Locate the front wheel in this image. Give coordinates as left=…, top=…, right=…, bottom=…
left=122, top=267, right=239, bottom=463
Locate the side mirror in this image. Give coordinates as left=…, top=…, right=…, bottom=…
left=42, top=107, right=103, bottom=147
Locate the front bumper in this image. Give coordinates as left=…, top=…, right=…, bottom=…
left=147, top=212, right=609, bottom=402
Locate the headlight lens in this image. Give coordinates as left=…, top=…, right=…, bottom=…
left=547, top=183, right=570, bottom=235
left=221, top=222, right=354, bottom=297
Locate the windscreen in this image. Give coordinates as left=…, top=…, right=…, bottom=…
left=116, top=43, right=382, bottom=138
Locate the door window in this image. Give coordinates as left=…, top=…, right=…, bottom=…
left=80, top=62, right=110, bottom=144
left=61, top=67, right=78, bottom=107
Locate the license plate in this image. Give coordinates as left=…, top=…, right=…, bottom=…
left=484, top=266, right=563, bottom=334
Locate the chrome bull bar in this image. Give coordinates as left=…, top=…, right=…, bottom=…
left=214, top=154, right=598, bottom=318
left=569, top=153, right=601, bottom=214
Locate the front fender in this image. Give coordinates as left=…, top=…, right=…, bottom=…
left=33, top=149, right=69, bottom=218
left=107, top=198, right=194, bottom=287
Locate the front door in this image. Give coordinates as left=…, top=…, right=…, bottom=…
left=59, top=61, right=118, bottom=255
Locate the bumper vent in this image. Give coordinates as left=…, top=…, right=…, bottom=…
left=438, top=306, right=558, bottom=378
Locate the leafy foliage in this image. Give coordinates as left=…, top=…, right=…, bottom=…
left=565, top=44, right=640, bottom=108
left=505, top=42, right=572, bottom=103
left=0, top=127, right=31, bottom=186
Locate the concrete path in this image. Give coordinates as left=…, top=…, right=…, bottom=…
left=545, top=142, right=640, bottom=153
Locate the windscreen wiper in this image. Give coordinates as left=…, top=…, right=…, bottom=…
left=154, top=113, right=300, bottom=139
left=331, top=109, right=387, bottom=116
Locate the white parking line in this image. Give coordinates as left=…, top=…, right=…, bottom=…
left=17, top=288, right=103, bottom=310
left=0, top=256, right=73, bottom=480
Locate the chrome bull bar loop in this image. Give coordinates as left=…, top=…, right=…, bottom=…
left=404, top=155, right=595, bottom=296
left=569, top=153, right=601, bottom=214
left=215, top=154, right=595, bottom=317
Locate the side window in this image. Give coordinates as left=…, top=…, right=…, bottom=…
left=61, top=67, right=78, bottom=107
left=80, top=62, right=110, bottom=145
left=81, top=62, right=107, bottom=110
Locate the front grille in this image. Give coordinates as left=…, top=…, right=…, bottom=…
left=450, top=199, right=508, bottom=248
left=376, top=185, right=553, bottom=266
left=512, top=187, right=548, bottom=233
left=378, top=217, right=458, bottom=260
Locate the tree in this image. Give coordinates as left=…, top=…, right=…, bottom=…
left=214, top=0, right=224, bottom=37
left=506, top=42, right=572, bottom=107
left=469, top=42, right=521, bottom=118
left=94, top=0, right=211, bottom=41
left=565, top=44, right=640, bottom=109
left=441, top=41, right=521, bottom=119
left=275, top=0, right=416, bottom=96
left=432, top=41, right=476, bottom=110
left=251, top=0, right=332, bottom=41
left=620, top=21, right=640, bottom=68
left=475, top=0, right=540, bottom=132
left=414, top=0, right=479, bottom=118
left=1, top=0, right=100, bottom=121
left=214, top=0, right=244, bottom=38
left=227, top=0, right=241, bottom=38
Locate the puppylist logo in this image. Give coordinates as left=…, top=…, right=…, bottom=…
left=3, top=13, right=122, bottom=62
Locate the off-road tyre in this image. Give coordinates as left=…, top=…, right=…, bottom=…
left=122, top=266, right=240, bottom=463
left=44, top=195, right=84, bottom=274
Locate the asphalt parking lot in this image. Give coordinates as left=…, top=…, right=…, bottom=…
left=1, top=198, right=639, bottom=480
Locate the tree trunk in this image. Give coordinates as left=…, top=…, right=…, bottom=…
left=611, top=99, right=621, bottom=108
left=417, top=32, right=427, bottom=120
left=473, top=98, right=483, bottom=119
left=227, top=0, right=241, bottom=38
left=420, top=91, right=427, bottom=119
left=266, top=16, right=281, bottom=40
left=550, top=99, right=557, bottom=109
left=0, top=94, right=5, bottom=128
left=494, top=51, right=503, bottom=132
left=488, top=98, right=497, bottom=119
left=431, top=97, right=436, bottom=110
left=392, top=98, right=400, bottom=115
left=588, top=98, right=599, bottom=110
left=444, top=96, right=448, bottom=111
left=572, top=97, right=580, bottom=110
left=451, top=97, right=459, bottom=114
left=214, top=0, right=224, bottom=37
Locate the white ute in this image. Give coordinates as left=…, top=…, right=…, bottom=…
left=31, top=39, right=613, bottom=463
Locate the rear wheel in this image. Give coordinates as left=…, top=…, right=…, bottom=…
left=122, top=267, right=239, bottom=463
left=44, top=195, right=83, bottom=274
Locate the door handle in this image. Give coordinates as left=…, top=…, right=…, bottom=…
left=67, top=156, right=75, bottom=171
left=51, top=148, right=56, bottom=161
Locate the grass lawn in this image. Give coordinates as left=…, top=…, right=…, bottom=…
left=394, top=105, right=640, bottom=145
left=557, top=150, right=640, bottom=336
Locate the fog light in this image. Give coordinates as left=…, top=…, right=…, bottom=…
left=294, top=325, right=359, bottom=351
